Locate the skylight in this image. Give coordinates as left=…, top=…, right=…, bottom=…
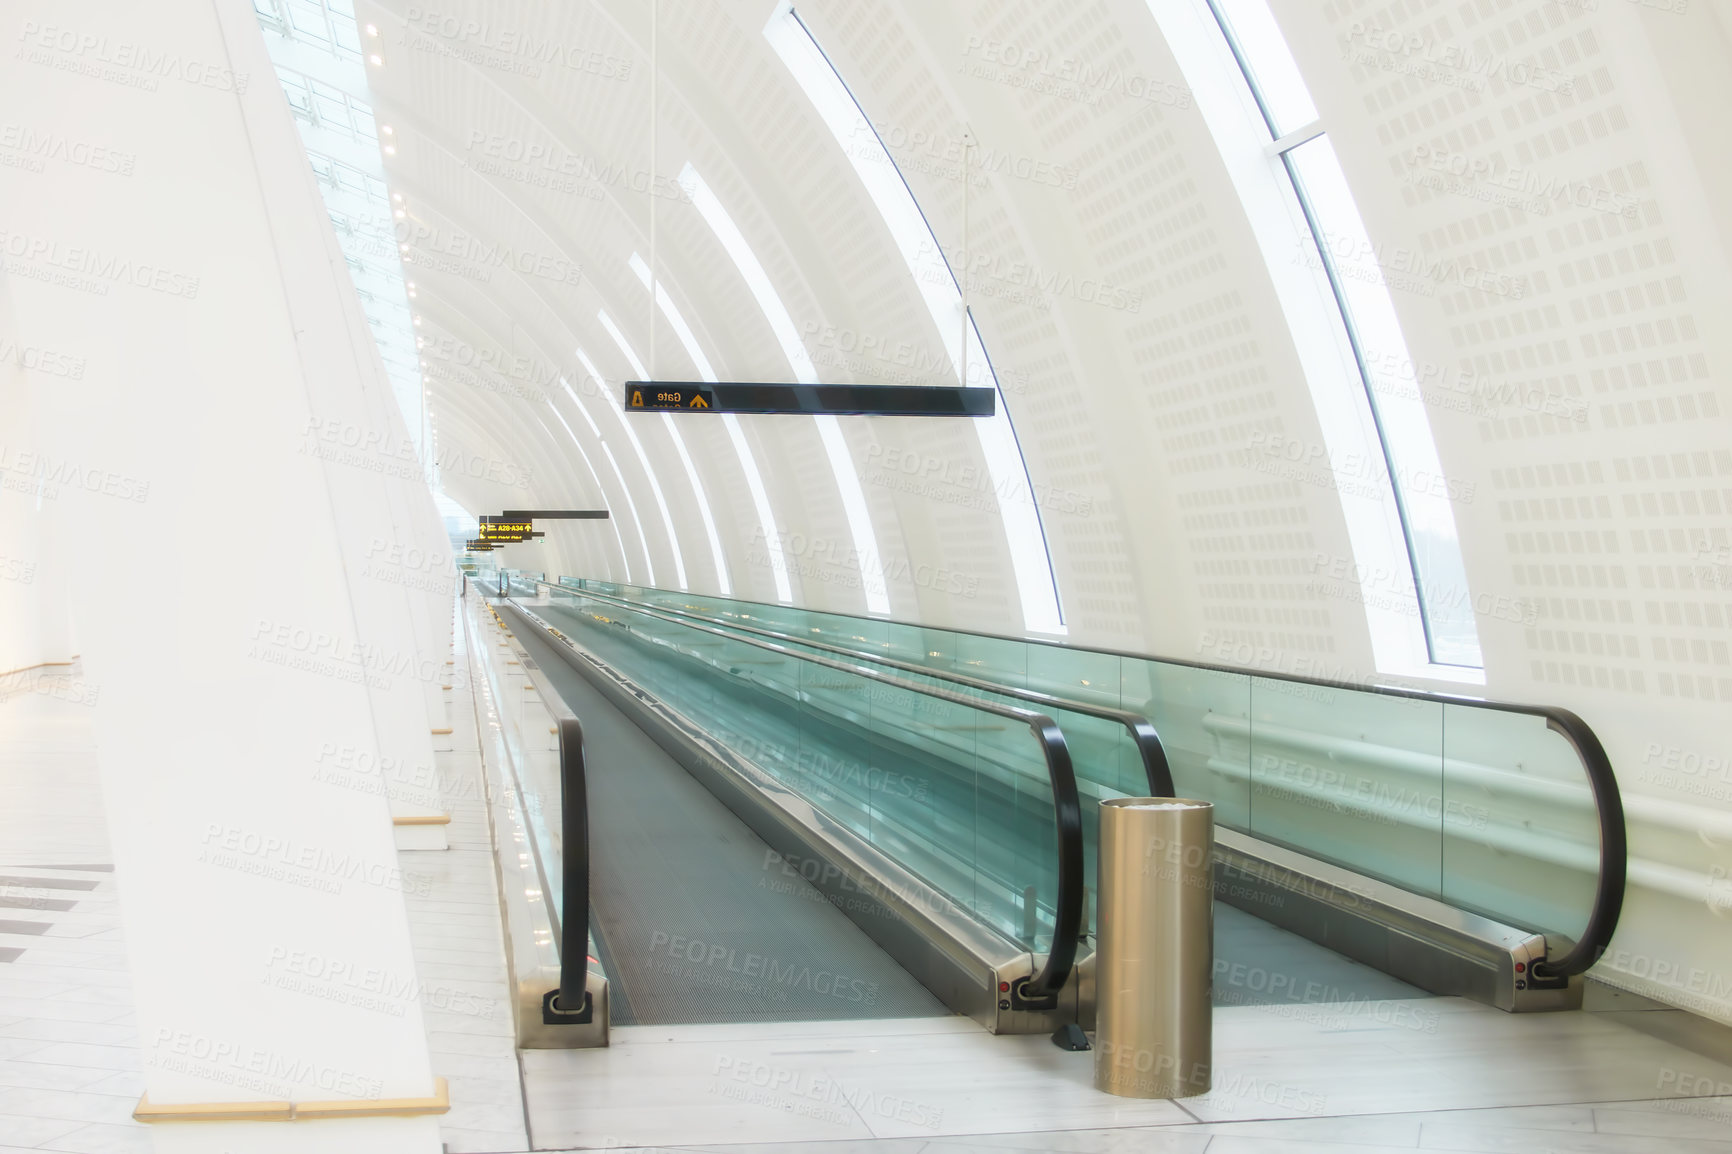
left=1149, top=0, right=1483, bottom=679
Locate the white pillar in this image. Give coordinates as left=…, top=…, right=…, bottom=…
left=241, top=27, right=450, bottom=847
left=1, top=0, right=446, bottom=1148
left=0, top=283, right=71, bottom=680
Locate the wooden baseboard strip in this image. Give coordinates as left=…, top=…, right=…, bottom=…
left=0, top=660, right=78, bottom=679
left=135, top=1078, right=448, bottom=1123
left=392, top=814, right=452, bottom=827
left=134, top=1097, right=292, bottom=1122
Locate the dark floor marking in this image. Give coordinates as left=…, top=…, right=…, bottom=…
left=0, top=920, right=50, bottom=935
left=0, top=897, right=75, bottom=912
left=0, top=876, right=100, bottom=891
left=15, top=864, right=113, bottom=872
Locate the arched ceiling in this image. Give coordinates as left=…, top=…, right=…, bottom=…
left=261, top=0, right=1732, bottom=1024
left=345, top=0, right=1732, bottom=708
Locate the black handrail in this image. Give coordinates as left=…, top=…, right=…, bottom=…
left=562, top=583, right=1176, bottom=798
left=1028, top=717, right=1083, bottom=1005
left=1528, top=709, right=1625, bottom=980
left=541, top=716, right=594, bottom=1024
left=509, top=587, right=1086, bottom=1002
left=471, top=586, right=595, bottom=1025
left=565, top=577, right=1626, bottom=981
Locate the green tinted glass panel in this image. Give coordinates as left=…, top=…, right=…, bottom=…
left=555, top=579, right=1607, bottom=941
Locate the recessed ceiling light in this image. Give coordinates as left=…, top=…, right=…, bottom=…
left=366, top=23, right=378, bottom=36
left=369, top=53, right=383, bottom=65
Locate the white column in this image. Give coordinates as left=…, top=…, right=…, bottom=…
left=0, top=0, right=445, bottom=1148
left=0, top=284, right=72, bottom=679
left=236, top=0, right=450, bottom=848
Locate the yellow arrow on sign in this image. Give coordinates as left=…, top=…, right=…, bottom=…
left=689, top=394, right=709, bottom=409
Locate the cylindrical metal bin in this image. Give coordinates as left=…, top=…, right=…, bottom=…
left=1094, top=797, right=1213, bottom=1098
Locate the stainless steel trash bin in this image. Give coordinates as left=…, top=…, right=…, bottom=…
left=1094, top=797, right=1213, bottom=1098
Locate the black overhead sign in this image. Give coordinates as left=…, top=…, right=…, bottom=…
left=625, top=382, right=995, bottom=417
left=464, top=510, right=609, bottom=555
left=477, top=519, right=539, bottom=542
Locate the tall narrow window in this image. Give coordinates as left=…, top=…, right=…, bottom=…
left=1153, top=0, right=1483, bottom=675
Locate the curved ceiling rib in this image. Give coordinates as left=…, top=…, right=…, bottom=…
left=592, top=311, right=691, bottom=589
left=627, top=251, right=795, bottom=604
left=542, top=401, right=635, bottom=579
left=676, top=163, right=891, bottom=615
left=361, top=0, right=1050, bottom=620
left=408, top=248, right=640, bottom=582
left=765, top=3, right=1066, bottom=635
left=562, top=354, right=659, bottom=584
left=371, top=39, right=717, bottom=590
left=482, top=0, right=904, bottom=617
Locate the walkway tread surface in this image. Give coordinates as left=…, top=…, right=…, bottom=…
left=506, top=615, right=947, bottom=1026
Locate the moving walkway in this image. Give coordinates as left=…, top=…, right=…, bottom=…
left=475, top=572, right=1625, bottom=1045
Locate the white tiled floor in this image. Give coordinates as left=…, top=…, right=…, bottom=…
left=0, top=674, right=149, bottom=1154
left=0, top=629, right=535, bottom=1153
left=516, top=996, right=1732, bottom=1153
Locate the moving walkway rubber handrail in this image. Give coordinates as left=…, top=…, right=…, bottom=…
left=543, top=716, right=595, bottom=1024
left=510, top=583, right=1085, bottom=1003
left=473, top=590, right=596, bottom=1026
left=1520, top=711, right=1623, bottom=980
left=562, top=583, right=1177, bottom=799
left=559, top=576, right=1624, bottom=981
